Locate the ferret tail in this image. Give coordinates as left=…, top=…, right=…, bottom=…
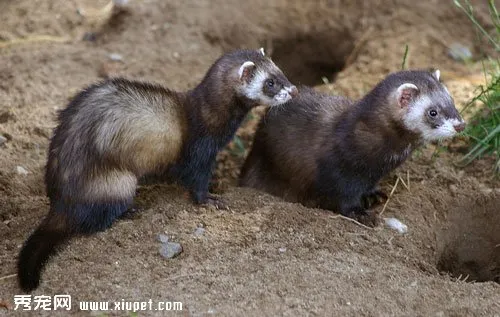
left=17, top=199, right=131, bottom=292
left=17, top=211, right=71, bottom=292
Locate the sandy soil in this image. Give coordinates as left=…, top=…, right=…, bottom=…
left=0, top=0, right=499, bottom=316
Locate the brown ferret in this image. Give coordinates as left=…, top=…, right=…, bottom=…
left=18, top=48, right=298, bottom=292
left=239, top=69, right=465, bottom=225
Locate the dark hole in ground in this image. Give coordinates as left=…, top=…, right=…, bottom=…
left=436, top=194, right=500, bottom=283
left=270, top=29, right=355, bottom=86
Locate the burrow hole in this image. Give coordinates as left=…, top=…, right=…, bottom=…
left=436, top=195, right=500, bottom=284
left=269, top=29, right=355, bottom=86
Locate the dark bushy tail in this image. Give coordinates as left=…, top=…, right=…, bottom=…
left=18, top=199, right=131, bottom=292
left=17, top=212, right=70, bottom=292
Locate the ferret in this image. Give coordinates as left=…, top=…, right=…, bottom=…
left=239, top=69, right=465, bottom=225
left=18, top=48, right=298, bottom=292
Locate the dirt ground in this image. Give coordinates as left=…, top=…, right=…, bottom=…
left=1, top=0, right=499, bottom=316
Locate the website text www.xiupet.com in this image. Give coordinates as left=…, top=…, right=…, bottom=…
left=13, top=295, right=183, bottom=312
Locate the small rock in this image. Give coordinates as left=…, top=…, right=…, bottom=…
left=0, top=135, right=7, bottom=145
left=478, top=183, right=493, bottom=195
left=172, top=52, right=180, bottom=59
left=108, top=53, right=123, bottom=62
left=158, top=234, right=169, bottom=243
left=113, top=0, right=129, bottom=6
left=16, top=166, right=29, bottom=176
left=448, top=43, right=472, bottom=62
left=384, top=217, right=408, bottom=234
left=82, top=32, right=97, bottom=42
left=159, top=242, right=183, bottom=259
left=278, top=247, right=287, bottom=253
left=480, top=187, right=493, bottom=195
left=194, top=227, right=205, bottom=236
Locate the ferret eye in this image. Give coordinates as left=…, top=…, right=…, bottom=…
left=265, top=79, right=275, bottom=87
left=429, top=109, right=438, bottom=117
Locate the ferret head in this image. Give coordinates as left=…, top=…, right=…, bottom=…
left=387, top=69, right=465, bottom=142
left=235, top=48, right=298, bottom=107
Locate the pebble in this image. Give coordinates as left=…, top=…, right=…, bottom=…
left=159, top=242, right=183, bottom=259
left=108, top=53, right=123, bottom=62
left=16, top=166, right=29, bottom=176
left=0, top=135, right=7, bottom=145
left=448, top=43, right=472, bottom=62
left=278, top=247, right=287, bottom=253
left=158, top=234, right=169, bottom=243
left=113, top=0, right=129, bottom=6
left=194, top=227, right=205, bottom=236
left=480, top=187, right=493, bottom=195
left=384, top=217, right=408, bottom=234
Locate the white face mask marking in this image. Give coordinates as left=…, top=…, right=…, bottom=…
left=402, top=94, right=463, bottom=142
left=272, top=87, right=293, bottom=105
left=402, top=95, right=431, bottom=133
left=242, top=70, right=268, bottom=100
left=239, top=63, right=295, bottom=107
left=431, top=118, right=463, bottom=139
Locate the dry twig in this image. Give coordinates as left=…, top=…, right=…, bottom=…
left=329, top=214, right=374, bottom=230
left=0, top=35, right=70, bottom=49
left=0, top=274, right=16, bottom=281
left=380, top=177, right=400, bottom=215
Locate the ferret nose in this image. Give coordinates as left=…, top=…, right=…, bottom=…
left=288, top=86, right=298, bottom=98
left=453, top=122, right=466, bottom=132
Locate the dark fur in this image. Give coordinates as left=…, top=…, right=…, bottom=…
left=18, top=49, right=295, bottom=291
left=240, top=70, right=462, bottom=225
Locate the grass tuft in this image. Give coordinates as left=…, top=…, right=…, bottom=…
left=401, top=44, right=409, bottom=70
left=454, top=0, right=500, bottom=173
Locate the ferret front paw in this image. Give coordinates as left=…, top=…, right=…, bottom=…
left=354, top=210, right=380, bottom=227
left=119, top=204, right=141, bottom=220
left=362, top=190, right=388, bottom=209
left=205, top=194, right=229, bottom=210
left=342, top=208, right=380, bottom=227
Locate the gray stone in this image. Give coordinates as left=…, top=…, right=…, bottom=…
left=194, top=227, right=205, bottom=236
left=159, top=242, right=182, bottom=259
left=16, top=166, right=29, bottom=176
left=448, top=43, right=472, bottom=62
left=158, top=234, right=169, bottom=243
left=108, top=53, right=123, bottom=62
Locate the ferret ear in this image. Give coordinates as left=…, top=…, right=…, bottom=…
left=396, top=83, right=419, bottom=108
left=433, top=69, right=440, bottom=81
left=259, top=47, right=265, bottom=56
left=238, top=61, right=256, bottom=82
